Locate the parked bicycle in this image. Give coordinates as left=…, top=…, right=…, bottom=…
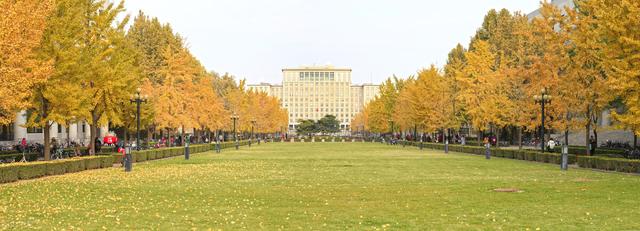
left=623, top=148, right=640, bottom=159
left=601, top=140, right=631, bottom=149
left=56, top=147, right=79, bottom=160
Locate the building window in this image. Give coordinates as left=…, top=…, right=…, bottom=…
left=27, top=127, right=43, bottom=134
left=82, top=123, right=86, bottom=133
left=58, top=124, right=63, bottom=133
left=0, top=124, right=14, bottom=141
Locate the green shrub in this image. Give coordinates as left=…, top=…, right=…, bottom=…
left=65, top=159, right=84, bottom=173
left=85, top=157, right=102, bottom=170
left=136, top=151, right=148, bottom=162
left=112, top=154, right=123, bottom=164
left=172, top=148, right=182, bottom=156
left=44, top=161, right=66, bottom=176
left=99, top=156, right=114, bottom=168
left=577, top=156, right=640, bottom=173
left=147, top=150, right=156, bottom=160
left=17, top=163, right=48, bottom=179
left=0, top=165, right=19, bottom=183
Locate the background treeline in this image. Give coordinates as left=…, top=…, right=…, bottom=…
left=0, top=0, right=288, bottom=159
left=352, top=0, right=639, bottom=153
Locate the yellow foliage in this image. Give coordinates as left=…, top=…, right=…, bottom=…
left=0, top=0, right=53, bottom=124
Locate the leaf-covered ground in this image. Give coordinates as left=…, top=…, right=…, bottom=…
left=1, top=143, right=639, bottom=230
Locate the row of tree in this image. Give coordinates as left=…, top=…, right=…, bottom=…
left=296, top=115, right=341, bottom=135
left=352, top=0, right=639, bottom=152
left=0, top=0, right=288, bottom=160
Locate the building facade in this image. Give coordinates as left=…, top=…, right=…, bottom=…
left=0, top=111, right=109, bottom=146
left=248, top=66, right=379, bottom=134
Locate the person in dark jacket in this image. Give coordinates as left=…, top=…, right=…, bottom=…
left=94, top=137, right=102, bottom=153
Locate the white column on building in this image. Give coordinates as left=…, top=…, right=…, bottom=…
left=50, top=122, right=58, bottom=140
left=83, top=123, right=90, bottom=144
left=13, top=111, right=27, bottom=142
left=69, top=123, right=78, bottom=143
left=100, top=125, right=109, bottom=137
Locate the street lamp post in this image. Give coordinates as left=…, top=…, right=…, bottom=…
left=534, top=88, right=552, bottom=153
left=130, top=88, right=148, bottom=150
left=250, top=119, right=256, bottom=147
left=124, top=146, right=132, bottom=172
left=231, top=114, right=239, bottom=150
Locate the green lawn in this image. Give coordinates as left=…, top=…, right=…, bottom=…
left=1, top=143, right=639, bottom=230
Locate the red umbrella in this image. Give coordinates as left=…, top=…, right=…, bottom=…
left=103, top=135, right=118, bottom=145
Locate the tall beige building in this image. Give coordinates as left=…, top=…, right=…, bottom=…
left=248, top=65, right=379, bottom=133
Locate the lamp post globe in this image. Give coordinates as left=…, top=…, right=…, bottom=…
left=130, top=88, right=147, bottom=151
left=534, top=87, right=552, bottom=154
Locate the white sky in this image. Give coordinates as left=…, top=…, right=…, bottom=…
left=123, top=0, right=541, bottom=85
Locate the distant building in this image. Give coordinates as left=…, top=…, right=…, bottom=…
left=248, top=65, right=379, bottom=134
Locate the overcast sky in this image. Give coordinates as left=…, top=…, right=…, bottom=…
left=123, top=0, right=541, bottom=85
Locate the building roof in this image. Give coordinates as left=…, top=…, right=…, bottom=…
left=282, top=65, right=351, bottom=72
left=527, top=0, right=575, bottom=19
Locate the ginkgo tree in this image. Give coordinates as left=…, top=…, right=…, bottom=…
left=0, top=0, right=52, bottom=125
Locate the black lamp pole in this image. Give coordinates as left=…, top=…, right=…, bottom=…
left=129, top=88, right=147, bottom=151
left=534, top=88, right=552, bottom=153
left=231, top=114, right=239, bottom=150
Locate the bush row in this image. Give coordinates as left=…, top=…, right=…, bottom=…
left=406, top=141, right=640, bottom=173
left=110, top=141, right=251, bottom=164
left=1, top=140, right=254, bottom=184
left=0, top=156, right=114, bottom=184
left=577, top=156, right=640, bottom=173
left=403, top=141, right=578, bottom=165
left=0, top=146, right=115, bottom=163
left=552, top=146, right=626, bottom=157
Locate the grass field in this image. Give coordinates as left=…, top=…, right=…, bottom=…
left=1, top=142, right=639, bottom=230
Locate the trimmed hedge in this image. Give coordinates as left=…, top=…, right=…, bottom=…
left=577, top=156, right=640, bottom=173
left=0, top=146, right=115, bottom=160
left=109, top=141, right=252, bottom=165
left=552, top=146, right=626, bottom=157
left=0, top=156, right=114, bottom=184
left=407, top=141, right=578, bottom=165
left=409, top=141, right=640, bottom=173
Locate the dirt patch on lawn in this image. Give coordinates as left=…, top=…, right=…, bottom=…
left=493, top=188, right=524, bottom=193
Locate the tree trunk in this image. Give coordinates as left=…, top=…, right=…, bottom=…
left=477, top=129, right=482, bottom=146
left=634, top=132, right=637, bottom=149
left=66, top=123, right=70, bottom=146
left=517, top=126, right=522, bottom=150
left=43, top=122, right=51, bottom=161
left=147, top=126, right=152, bottom=145
left=495, top=126, right=500, bottom=148
left=564, top=129, right=569, bottom=147
left=593, top=127, right=598, bottom=150
left=90, top=123, right=96, bottom=155
left=586, top=121, right=591, bottom=156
